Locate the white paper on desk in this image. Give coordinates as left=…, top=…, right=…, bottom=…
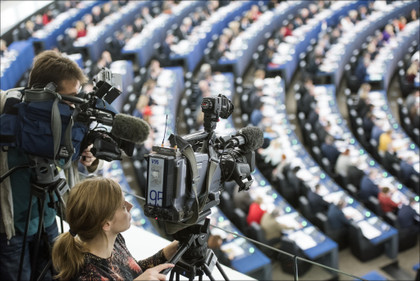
left=151, top=94, right=168, bottom=106
left=296, top=169, right=312, bottom=182
left=276, top=212, right=300, bottom=229
left=221, top=241, right=245, bottom=257
left=322, top=190, right=344, bottom=205
left=342, top=206, right=364, bottom=222
left=357, top=220, right=381, bottom=239
left=287, top=230, right=317, bottom=250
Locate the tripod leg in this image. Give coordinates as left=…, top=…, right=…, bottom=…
left=215, top=261, right=230, bottom=281
left=37, top=259, right=52, bottom=281
left=30, top=193, right=47, bottom=281
left=202, top=264, right=216, bottom=281
left=54, top=189, right=65, bottom=234
left=169, top=269, right=175, bottom=281
left=17, top=193, right=35, bottom=281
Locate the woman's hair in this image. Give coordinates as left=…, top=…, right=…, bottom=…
left=28, top=50, right=88, bottom=90
left=52, top=177, right=123, bottom=280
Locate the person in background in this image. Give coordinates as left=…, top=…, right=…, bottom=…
left=399, top=156, right=419, bottom=189
left=260, top=208, right=295, bottom=246
left=75, top=21, right=87, bottom=38
left=321, top=135, right=340, bottom=168
left=397, top=197, right=419, bottom=232
left=307, top=184, right=329, bottom=214
left=334, top=148, right=353, bottom=180
left=52, top=177, right=177, bottom=280
left=250, top=100, right=265, bottom=127
left=207, top=234, right=232, bottom=267
left=246, top=196, right=266, bottom=225
left=378, top=129, right=393, bottom=157
left=358, top=170, right=379, bottom=203
left=327, top=199, right=351, bottom=237
left=378, top=186, right=400, bottom=214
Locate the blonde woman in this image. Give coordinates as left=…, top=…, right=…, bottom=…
left=52, top=177, right=177, bottom=280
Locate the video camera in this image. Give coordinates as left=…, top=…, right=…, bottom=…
left=67, top=67, right=149, bottom=162
left=143, top=94, right=263, bottom=234
left=0, top=67, right=150, bottom=167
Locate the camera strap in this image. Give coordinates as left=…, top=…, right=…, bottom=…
left=24, top=88, right=74, bottom=169
left=166, top=135, right=202, bottom=234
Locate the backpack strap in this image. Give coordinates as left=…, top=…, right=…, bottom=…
left=24, top=84, right=74, bottom=169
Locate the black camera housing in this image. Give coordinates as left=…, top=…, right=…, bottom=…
left=144, top=94, right=256, bottom=234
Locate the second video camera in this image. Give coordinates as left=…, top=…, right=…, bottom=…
left=144, top=94, right=263, bottom=234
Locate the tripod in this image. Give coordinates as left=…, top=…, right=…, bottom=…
left=164, top=218, right=229, bottom=281
left=17, top=157, right=69, bottom=281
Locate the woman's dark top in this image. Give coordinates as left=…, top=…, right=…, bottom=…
left=74, top=234, right=166, bottom=281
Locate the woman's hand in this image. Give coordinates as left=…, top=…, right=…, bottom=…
left=162, top=241, right=179, bottom=261
left=80, top=144, right=96, bottom=167
left=134, top=263, right=174, bottom=281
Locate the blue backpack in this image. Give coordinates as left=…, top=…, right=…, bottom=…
left=0, top=87, right=88, bottom=168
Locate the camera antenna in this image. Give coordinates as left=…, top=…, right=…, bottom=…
left=161, top=114, right=168, bottom=147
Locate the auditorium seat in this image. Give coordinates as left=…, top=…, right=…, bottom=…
left=385, top=212, right=418, bottom=252
left=219, top=191, right=235, bottom=219
left=279, top=237, right=312, bottom=276
left=365, top=196, right=384, bottom=218
left=246, top=221, right=286, bottom=261
left=298, top=196, right=315, bottom=222
left=344, top=64, right=360, bottom=94
left=315, top=212, right=348, bottom=250
left=231, top=208, right=248, bottom=234
left=349, top=222, right=384, bottom=262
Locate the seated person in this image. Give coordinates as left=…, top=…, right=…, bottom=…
left=334, top=148, right=352, bottom=179
left=321, top=135, right=340, bottom=168
left=327, top=199, right=351, bottom=238
left=207, top=234, right=232, bottom=266
left=246, top=197, right=265, bottom=225
left=399, top=156, right=419, bottom=187
left=347, top=165, right=365, bottom=189
left=397, top=197, right=420, bottom=232
left=378, top=129, right=393, bottom=156
left=260, top=208, right=295, bottom=246
left=358, top=170, right=379, bottom=202
left=378, top=186, right=400, bottom=214
left=307, top=184, right=329, bottom=214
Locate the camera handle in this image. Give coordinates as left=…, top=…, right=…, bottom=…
left=162, top=218, right=229, bottom=281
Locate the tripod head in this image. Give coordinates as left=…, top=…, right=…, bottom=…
left=172, top=218, right=211, bottom=265
left=163, top=216, right=229, bottom=280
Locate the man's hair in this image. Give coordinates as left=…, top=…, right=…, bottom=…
left=28, top=50, right=88, bottom=91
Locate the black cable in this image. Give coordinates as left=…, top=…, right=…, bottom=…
left=0, top=164, right=32, bottom=183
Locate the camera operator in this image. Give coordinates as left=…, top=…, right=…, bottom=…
left=0, top=50, right=101, bottom=280
left=52, top=177, right=178, bottom=280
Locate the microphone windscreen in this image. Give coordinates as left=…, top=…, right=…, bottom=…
left=111, top=114, right=150, bottom=144
left=240, top=126, right=264, bottom=152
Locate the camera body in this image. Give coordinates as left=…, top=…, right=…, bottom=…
left=0, top=68, right=130, bottom=164
left=68, top=68, right=134, bottom=161
left=144, top=94, right=258, bottom=234
left=145, top=145, right=222, bottom=222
